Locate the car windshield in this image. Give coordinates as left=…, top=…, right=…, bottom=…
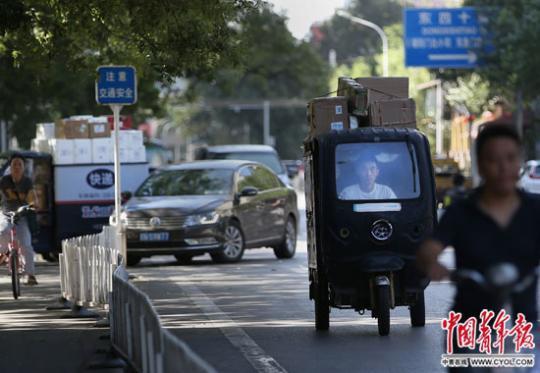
left=135, top=169, right=233, bottom=196
left=210, top=151, right=284, bottom=174
left=336, top=142, right=421, bottom=201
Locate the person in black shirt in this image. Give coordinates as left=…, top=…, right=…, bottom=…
left=0, top=153, right=38, bottom=285
left=418, top=124, right=540, bottom=323
left=443, top=173, right=468, bottom=208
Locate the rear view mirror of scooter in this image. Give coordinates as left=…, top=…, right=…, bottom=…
left=451, top=263, right=540, bottom=307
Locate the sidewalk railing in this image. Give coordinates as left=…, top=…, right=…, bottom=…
left=59, top=225, right=215, bottom=372
left=59, top=225, right=118, bottom=307
left=111, top=264, right=216, bottom=373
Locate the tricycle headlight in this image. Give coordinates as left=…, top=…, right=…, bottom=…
left=184, top=212, right=219, bottom=227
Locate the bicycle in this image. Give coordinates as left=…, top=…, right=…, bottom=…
left=1, top=205, right=33, bottom=299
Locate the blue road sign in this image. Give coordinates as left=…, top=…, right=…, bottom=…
left=96, top=66, right=137, bottom=105
left=404, top=7, right=491, bottom=68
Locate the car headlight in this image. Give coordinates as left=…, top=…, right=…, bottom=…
left=183, top=212, right=219, bottom=227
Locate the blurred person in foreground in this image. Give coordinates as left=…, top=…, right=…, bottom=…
left=418, top=124, right=540, bottom=324
left=0, top=154, right=38, bottom=285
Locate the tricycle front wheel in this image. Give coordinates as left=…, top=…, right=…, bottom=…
left=314, top=274, right=329, bottom=331
left=376, top=285, right=390, bottom=336
left=410, top=290, right=426, bottom=327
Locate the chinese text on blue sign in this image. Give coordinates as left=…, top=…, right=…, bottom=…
left=404, top=8, right=490, bottom=68
left=96, top=66, right=137, bottom=105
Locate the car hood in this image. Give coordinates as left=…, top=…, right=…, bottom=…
left=124, top=195, right=228, bottom=216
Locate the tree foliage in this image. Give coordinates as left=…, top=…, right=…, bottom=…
left=179, top=5, right=330, bottom=159
left=1, top=0, right=257, bottom=80
left=464, top=0, right=540, bottom=101
left=0, top=0, right=258, bottom=146
left=310, top=0, right=404, bottom=66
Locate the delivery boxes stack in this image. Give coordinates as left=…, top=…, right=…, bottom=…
left=31, top=116, right=146, bottom=165
left=307, top=76, right=416, bottom=138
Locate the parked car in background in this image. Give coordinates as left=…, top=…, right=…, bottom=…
left=519, top=160, right=540, bottom=194
left=122, top=160, right=298, bottom=266
left=282, top=159, right=302, bottom=179
left=194, top=144, right=291, bottom=186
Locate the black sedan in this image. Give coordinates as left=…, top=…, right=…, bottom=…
left=122, top=160, right=298, bottom=266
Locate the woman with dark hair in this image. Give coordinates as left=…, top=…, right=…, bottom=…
left=0, top=153, right=38, bottom=285
left=418, top=123, right=540, bottom=322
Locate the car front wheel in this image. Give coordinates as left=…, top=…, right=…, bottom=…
left=211, top=221, right=245, bottom=263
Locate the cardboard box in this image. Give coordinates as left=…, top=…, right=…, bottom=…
left=91, top=138, right=113, bottom=163
left=127, top=130, right=144, bottom=147
left=49, top=139, right=75, bottom=164
left=111, top=130, right=143, bottom=149
left=60, top=119, right=90, bottom=139
left=355, top=77, right=409, bottom=101
left=119, top=148, right=130, bottom=163
left=337, top=77, right=369, bottom=116
left=369, top=98, right=416, bottom=128
left=36, top=123, right=55, bottom=140
left=130, top=146, right=147, bottom=163
left=69, top=115, right=94, bottom=121
left=89, top=121, right=111, bottom=138
left=31, top=139, right=51, bottom=153
left=307, top=97, right=350, bottom=137
left=73, top=139, right=92, bottom=164
left=54, top=119, right=65, bottom=138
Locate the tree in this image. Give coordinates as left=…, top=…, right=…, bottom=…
left=464, top=0, right=540, bottom=101
left=1, top=0, right=257, bottom=80
left=178, top=5, right=329, bottom=159
left=0, top=0, right=258, bottom=146
left=310, top=0, right=404, bottom=67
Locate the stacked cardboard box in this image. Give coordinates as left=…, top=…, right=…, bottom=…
left=306, top=76, right=416, bottom=138
left=31, top=116, right=146, bottom=165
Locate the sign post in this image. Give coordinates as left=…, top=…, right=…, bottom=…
left=96, top=66, right=137, bottom=265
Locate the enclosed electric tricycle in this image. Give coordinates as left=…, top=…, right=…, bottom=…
left=304, top=127, right=436, bottom=335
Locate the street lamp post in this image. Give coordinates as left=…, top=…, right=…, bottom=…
left=336, top=9, right=389, bottom=77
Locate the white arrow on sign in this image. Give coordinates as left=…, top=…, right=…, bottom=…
left=428, top=51, right=477, bottom=64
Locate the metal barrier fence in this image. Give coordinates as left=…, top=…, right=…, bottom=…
left=111, top=264, right=216, bottom=373
left=59, top=225, right=118, bottom=307
left=59, top=225, right=215, bottom=372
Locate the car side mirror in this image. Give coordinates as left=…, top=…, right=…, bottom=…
left=239, top=187, right=258, bottom=197
left=121, top=191, right=132, bottom=204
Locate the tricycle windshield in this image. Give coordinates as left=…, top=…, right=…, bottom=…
left=336, top=142, right=420, bottom=201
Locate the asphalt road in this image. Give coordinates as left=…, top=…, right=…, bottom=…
left=131, top=192, right=460, bottom=373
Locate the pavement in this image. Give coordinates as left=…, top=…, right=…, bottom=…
left=0, top=258, right=123, bottom=373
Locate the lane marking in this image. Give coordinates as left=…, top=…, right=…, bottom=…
left=182, top=283, right=288, bottom=373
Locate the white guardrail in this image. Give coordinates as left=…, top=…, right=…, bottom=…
left=60, top=225, right=215, bottom=373
left=60, top=225, right=118, bottom=307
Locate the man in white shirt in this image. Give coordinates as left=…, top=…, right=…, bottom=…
left=340, top=154, right=397, bottom=200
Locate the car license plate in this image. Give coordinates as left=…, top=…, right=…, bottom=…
left=140, top=232, right=170, bottom=241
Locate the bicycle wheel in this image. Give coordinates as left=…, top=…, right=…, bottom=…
left=10, top=251, right=20, bottom=299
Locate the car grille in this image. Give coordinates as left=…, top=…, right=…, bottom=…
left=126, top=216, right=187, bottom=230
